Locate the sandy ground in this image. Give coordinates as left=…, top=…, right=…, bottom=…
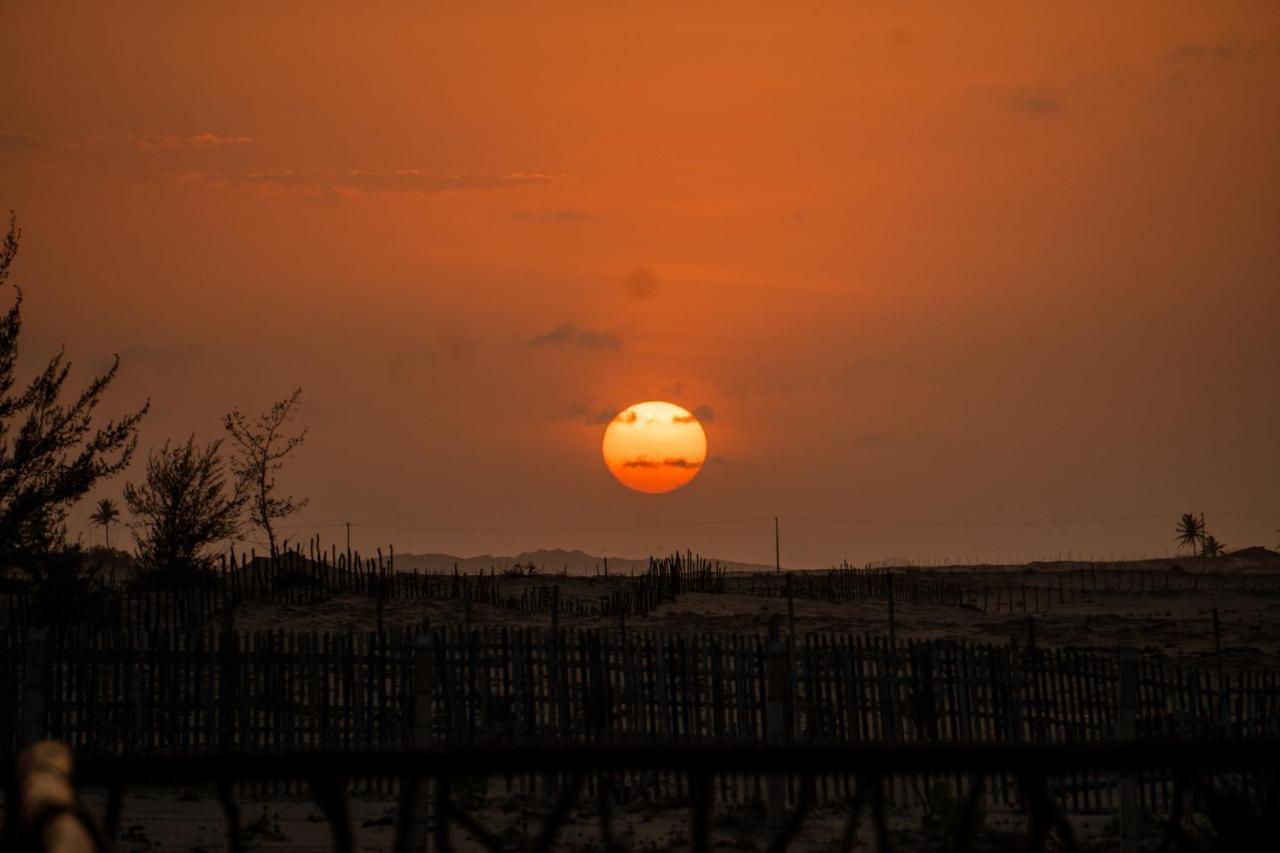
left=226, top=575, right=1280, bottom=669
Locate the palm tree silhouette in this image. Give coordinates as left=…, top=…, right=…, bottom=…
left=1175, top=512, right=1205, bottom=556
left=1200, top=534, right=1226, bottom=558
left=89, top=498, right=121, bottom=549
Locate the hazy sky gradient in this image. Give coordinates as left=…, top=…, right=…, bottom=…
left=2, top=2, right=1278, bottom=566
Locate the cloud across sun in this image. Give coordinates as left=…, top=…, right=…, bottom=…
left=601, top=401, right=708, bottom=494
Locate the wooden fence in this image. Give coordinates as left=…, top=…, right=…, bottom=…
left=5, top=548, right=1277, bottom=636
left=4, top=624, right=1278, bottom=810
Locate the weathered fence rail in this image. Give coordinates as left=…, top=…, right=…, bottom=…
left=7, top=739, right=1280, bottom=853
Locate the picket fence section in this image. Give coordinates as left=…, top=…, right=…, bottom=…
left=4, top=625, right=1278, bottom=811
left=5, top=547, right=1278, bottom=636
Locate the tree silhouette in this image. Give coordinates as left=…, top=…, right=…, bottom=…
left=124, top=437, right=241, bottom=582
left=223, top=388, right=307, bottom=558
left=1175, top=513, right=1205, bottom=556
left=0, top=213, right=148, bottom=565
left=88, top=498, right=121, bottom=549
left=1200, top=534, right=1226, bottom=558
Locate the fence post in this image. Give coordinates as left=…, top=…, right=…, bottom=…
left=766, top=618, right=789, bottom=840
left=406, top=630, right=434, bottom=850
left=551, top=585, right=560, bottom=635
left=415, top=629, right=434, bottom=745
left=1117, top=649, right=1139, bottom=853
left=21, top=627, right=48, bottom=745
left=1211, top=608, right=1228, bottom=732
left=219, top=618, right=237, bottom=752
left=886, top=572, right=896, bottom=648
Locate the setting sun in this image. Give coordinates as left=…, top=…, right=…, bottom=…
left=601, top=401, right=708, bottom=494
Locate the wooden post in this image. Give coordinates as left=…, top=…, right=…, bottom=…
left=551, top=585, right=560, bottom=635
left=219, top=618, right=237, bottom=752
left=404, top=629, right=433, bottom=852
left=886, top=573, right=896, bottom=649
left=766, top=618, right=789, bottom=840
left=774, top=516, right=781, bottom=574
left=21, top=628, right=48, bottom=745
left=1117, top=649, right=1139, bottom=853
left=1211, top=607, right=1228, bottom=731
left=415, top=630, right=435, bottom=745
left=784, top=573, right=797, bottom=647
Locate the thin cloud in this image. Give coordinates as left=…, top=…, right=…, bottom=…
left=853, top=431, right=901, bottom=447
left=0, top=131, right=45, bottom=164
left=672, top=405, right=714, bottom=423
left=624, top=267, right=658, bottom=298
left=512, top=209, right=592, bottom=224
left=528, top=323, right=620, bottom=351
left=1168, top=41, right=1254, bottom=64
left=568, top=403, right=620, bottom=425
left=131, top=133, right=253, bottom=150
left=620, top=458, right=701, bottom=469
left=340, top=171, right=556, bottom=195
left=149, top=169, right=558, bottom=198
left=1007, top=88, right=1062, bottom=117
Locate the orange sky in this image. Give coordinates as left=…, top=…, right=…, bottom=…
left=2, top=2, right=1278, bottom=565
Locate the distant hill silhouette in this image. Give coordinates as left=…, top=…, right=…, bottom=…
left=1225, top=546, right=1280, bottom=565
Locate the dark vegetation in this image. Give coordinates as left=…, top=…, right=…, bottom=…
left=0, top=214, right=310, bottom=610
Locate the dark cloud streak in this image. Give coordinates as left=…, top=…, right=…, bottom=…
left=1007, top=88, right=1062, bottom=117
left=528, top=323, right=621, bottom=351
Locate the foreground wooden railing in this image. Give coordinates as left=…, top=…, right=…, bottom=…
left=5, top=738, right=1279, bottom=852
left=9, top=742, right=99, bottom=853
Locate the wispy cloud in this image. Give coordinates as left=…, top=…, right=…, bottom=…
left=624, top=267, right=658, bottom=298
left=0, top=131, right=45, bottom=165
left=131, top=132, right=252, bottom=150
left=621, top=457, right=703, bottom=469
left=341, top=171, right=555, bottom=195
left=512, top=208, right=592, bottom=224
left=528, top=323, right=620, bottom=351
left=135, top=169, right=559, bottom=198
left=672, top=405, right=714, bottom=424
left=1168, top=41, right=1255, bottom=64
left=568, top=403, right=620, bottom=425
left=1007, top=87, right=1062, bottom=117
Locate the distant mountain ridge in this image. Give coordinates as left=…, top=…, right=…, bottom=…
left=381, top=546, right=1280, bottom=576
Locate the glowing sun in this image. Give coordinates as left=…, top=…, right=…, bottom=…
left=602, top=401, right=708, bottom=494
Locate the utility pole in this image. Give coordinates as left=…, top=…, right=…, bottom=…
left=774, top=516, right=781, bottom=574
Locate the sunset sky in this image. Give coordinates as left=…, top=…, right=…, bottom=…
left=2, top=2, right=1278, bottom=566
